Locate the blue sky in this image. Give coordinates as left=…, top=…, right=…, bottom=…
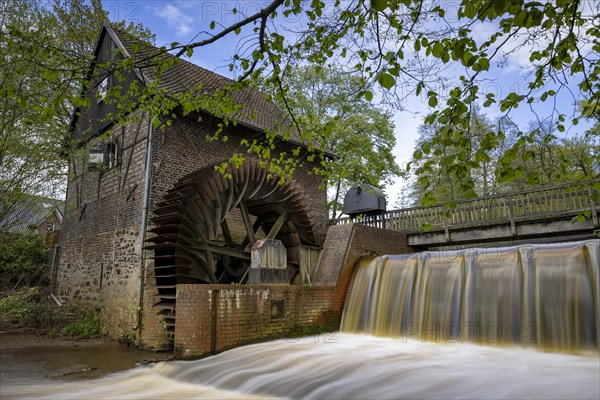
left=102, top=1, right=595, bottom=205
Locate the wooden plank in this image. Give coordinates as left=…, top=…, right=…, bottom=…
left=267, top=212, right=287, bottom=240
left=238, top=197, right=256, bottom=244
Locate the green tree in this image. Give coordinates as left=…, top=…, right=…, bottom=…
left=409, top=107, right=504, bottom=203
left=410, top=113, right=599, bottom=205
left=266, top=65, right=401, bottom=217
left=0, top=0, right=153, bottom=230
left=0, top=231, right=47, bottom=289
left=506, top=121, right=599, bottom=190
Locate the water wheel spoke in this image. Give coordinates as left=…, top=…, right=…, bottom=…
left=220, top=219, right=235, bottom=247
left=238, top=197, right=257, bottom=244
left=267, top=212, right=288, bottom=240
left=222, top=186, right=235, bottom=220
left=241, top=218, right=263, bottom=249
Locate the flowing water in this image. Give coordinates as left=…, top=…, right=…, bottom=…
left=341, top=240, right=600, bottom=352
left=2, top=240, right=599, bottom=399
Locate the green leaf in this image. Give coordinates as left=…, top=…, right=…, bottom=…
left=378, top=72, right=395, bottom=90
left=432, top=42, right=444, bottom=57
left=371, top=0, right=388, bottom=12
left=364, top=90, right=373, bottom=101
left=210, top=21, right=216, bottom=29
left=494, top=0, right=507, bottom=15
left=462, top=3, right=477, bottom=18
left=416, top=81, right=424, bottom=96
left=462, top=52, right=473, bottom=65
left=428, top=96, right=438, bottom=107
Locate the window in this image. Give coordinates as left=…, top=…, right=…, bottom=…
left=46, top=221, right=55, bottom=233
left=97, top=76, right=108, bottom=102
left=106, top=140, right=119, bottom=169
left=88, top=144, right=106, bottom=170
left=87, top=136, right=120, bottom=171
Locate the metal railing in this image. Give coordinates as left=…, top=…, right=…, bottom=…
left=335, top=179, right=599, bottom=233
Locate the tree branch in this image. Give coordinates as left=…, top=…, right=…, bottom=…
left=175, top=0, right=284, bottom=58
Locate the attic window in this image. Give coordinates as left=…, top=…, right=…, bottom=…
left=97, top=76, right=108, bottom=102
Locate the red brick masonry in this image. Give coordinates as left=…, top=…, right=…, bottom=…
left=172, top=224, right=411, bottom=357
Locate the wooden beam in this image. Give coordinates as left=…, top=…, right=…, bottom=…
left=238, top=197, right=256, bottom=244
left=242, top=218, right=262, bottom=249
left=267, top=212, right=287, bottom=240
left=198, top=241, right=251, bottom=260
left=220, top=219, right=234, bottom=247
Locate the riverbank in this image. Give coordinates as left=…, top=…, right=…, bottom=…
left=1, top=332, right=173, bottom=388
left=0, top=333, right=113, bottom=350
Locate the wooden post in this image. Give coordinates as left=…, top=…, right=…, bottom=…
left=508, top=195, right=517, bottom=236
left=590, top=186, right=599, bottom=228
left=444, top=215, right=450, bottom=242
left=267, top=212, right=287, bottom=239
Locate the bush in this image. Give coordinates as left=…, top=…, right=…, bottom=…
left=62, top=313, right=102, bottom=339
left=0, top=287, right=103, bottom=337
left=0, top=231, right=48, bottom=290
left=0, top=286, right=40, bottom=323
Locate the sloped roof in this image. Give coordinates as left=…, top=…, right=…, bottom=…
left=106, top=22, right=300, bottom=142
left=1, top=196, right=63, bottom=234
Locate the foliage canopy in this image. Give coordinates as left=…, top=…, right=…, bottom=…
left=3, top=0, right=599, bottom=209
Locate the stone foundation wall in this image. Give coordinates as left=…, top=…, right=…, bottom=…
left=173, top=224, right=412, bottom=357
left=56, top=227, right=143, bottom=336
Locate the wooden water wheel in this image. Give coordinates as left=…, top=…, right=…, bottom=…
left=145, top=157, right=317, bottom=338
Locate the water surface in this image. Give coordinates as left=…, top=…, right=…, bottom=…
left=2, top=334, right=598, bottom=399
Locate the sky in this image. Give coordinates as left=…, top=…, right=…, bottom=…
left=101, top=0, right=596, bottom=207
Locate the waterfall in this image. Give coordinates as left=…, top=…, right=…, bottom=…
left=340, top=240, right=600, bottom=353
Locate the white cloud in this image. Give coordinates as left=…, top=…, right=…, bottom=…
left=154, top=4, right=194, bottom=36
left=470, top=21, right=499, bottom=44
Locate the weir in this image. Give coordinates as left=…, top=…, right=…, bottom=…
left=341, top=240, right=600, bottom=353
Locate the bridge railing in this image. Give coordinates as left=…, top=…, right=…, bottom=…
left=335, top=179, right=599, bottom=232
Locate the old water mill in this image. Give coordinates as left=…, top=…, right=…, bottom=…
left=3, top=180, right=599, bottom=399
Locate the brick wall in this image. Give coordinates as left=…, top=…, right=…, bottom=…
left=57, top=110, right=149, bottom=337
left=174, top=224, right=412, bottom=357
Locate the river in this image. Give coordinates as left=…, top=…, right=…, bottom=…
left=1, top=333, right=598, bottom=399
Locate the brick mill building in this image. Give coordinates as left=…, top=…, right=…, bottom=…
left=57, top=22, right=409, bottom=352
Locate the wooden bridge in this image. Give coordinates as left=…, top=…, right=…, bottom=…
left=336, top=180, right=600, bottom=248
